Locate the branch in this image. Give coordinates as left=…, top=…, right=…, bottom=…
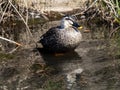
left=0, top=2, right=9, bottom=23
left=0, top=36, right=22, bottom=46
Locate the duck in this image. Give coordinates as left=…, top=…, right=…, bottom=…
left=38, top=16, right=82, bottom=53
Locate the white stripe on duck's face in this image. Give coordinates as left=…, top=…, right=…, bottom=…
left=61, top=20, right=73, bottom=28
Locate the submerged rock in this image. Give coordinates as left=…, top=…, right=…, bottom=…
left=66, top=68, right=83, bottom=89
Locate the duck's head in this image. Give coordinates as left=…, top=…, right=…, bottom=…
left=60, top=16, right=82, bottom=29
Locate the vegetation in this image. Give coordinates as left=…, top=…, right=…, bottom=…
left=0, top=53, right=14, bottom=59
left=0, top=53, right=15, bottom=60
left=43, top=76, right=66, bottom=90
left=0, top=0, right=120, bottom=90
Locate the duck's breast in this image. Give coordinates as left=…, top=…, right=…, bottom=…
left=57, top=27, right=82, bottom=48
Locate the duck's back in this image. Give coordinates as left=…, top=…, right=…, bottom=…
left=39, top=26, right=82, bottom=52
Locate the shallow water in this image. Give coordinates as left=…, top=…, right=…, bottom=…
left=0, top=19, right=120, bottom=90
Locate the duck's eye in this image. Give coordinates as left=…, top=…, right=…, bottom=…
left=65, top=18, right=70, bottom=20
left=65, top=17, right=75, bottom=22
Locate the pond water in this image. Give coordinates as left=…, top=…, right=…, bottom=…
left=0, top=18, right=120, bottom=90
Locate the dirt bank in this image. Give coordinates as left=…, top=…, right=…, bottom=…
left=16, top=0, right=87, bottom=12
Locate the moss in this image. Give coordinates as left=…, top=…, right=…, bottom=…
left=44, top=81, right=63, bottom=90
left=28, top=18, right=47, bottom=25
left=43, top=77, right=66, bottom=90
left=0, top=53, right=15, bottom=61
left=30, top=63, right=44, bottom=72
left=30, top=63, right=58, bottom=75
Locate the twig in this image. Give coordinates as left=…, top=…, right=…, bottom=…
left=23, top=0, right=28, bottom=24
left=0, top=36, right=22, bottom=46
left=8, top=46, right=20, bottom=53
left=0, top=2, right=9, bottom=23
left=0, top=1, right=5, bottom=6
left=109, top=26, right=120, bottom=38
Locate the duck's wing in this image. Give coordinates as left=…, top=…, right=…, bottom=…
left=39, top=26, right=60, bottom=44
left=40, top=27, right=57, bottom=39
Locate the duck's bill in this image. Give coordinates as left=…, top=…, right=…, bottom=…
left=73, top=22, right=83, bottom=30
left=73, top=22, right=80, bottom=27
left=78, top=26, right=83, bottom=30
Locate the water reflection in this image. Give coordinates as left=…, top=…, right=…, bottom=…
left=37, top=48, right=82, bottom=71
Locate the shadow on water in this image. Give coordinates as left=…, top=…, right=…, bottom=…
left=37, top=48, right=82, bottom=70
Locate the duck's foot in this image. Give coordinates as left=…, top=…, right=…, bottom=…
left=54, top=51, right=74, bottom=56
left=54, top=53, right=65, bottom=56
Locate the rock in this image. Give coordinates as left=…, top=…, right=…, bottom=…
left=66, top=68, right=83, bottom=89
